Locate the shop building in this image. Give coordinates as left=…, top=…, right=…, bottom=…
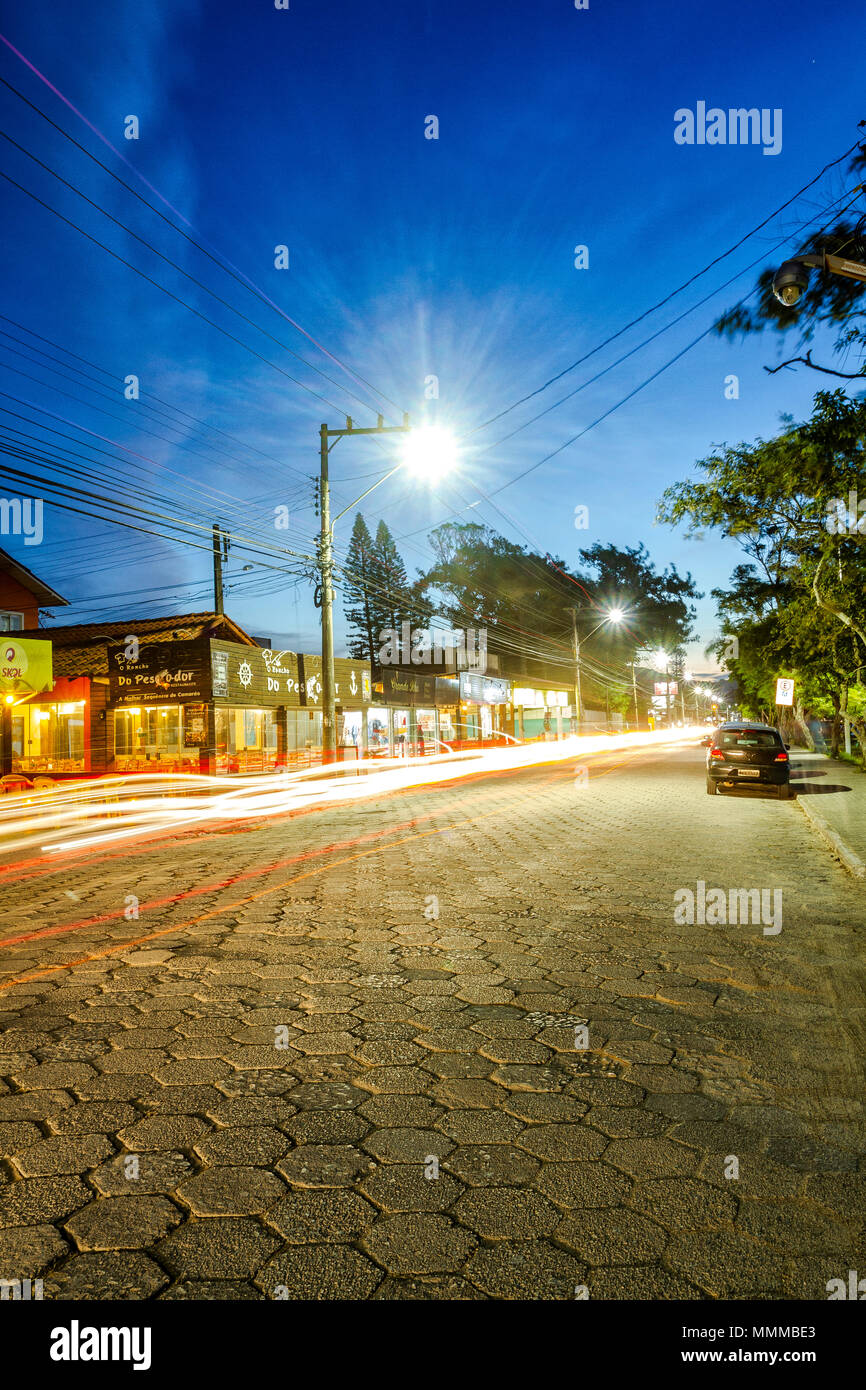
left=11, top=613, right=375, bottom=779
left=371, top=667, right=512, bottom=753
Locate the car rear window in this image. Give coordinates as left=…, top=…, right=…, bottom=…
left=718, top=729, right=782, bottom=750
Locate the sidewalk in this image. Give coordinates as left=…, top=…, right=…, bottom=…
left=790, top=749, right=866, bottom=877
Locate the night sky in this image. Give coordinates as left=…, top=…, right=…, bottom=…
left=1, top=0, right=863, bottom=666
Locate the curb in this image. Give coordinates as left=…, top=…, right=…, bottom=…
left=796, top=796, right=866, bottom=878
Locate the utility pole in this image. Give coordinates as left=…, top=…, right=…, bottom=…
left=631, top=661, right=639, bottom=730
left=570, top=609, right=581, bottom=729
left=319, top=414, right=411, bottom=763
left=212, top=523, right=226, bottom=614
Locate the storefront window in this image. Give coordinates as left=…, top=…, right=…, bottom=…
left=339, top=709, right=363, bottom=753
left=416, top=708, right=437, bottom=754
left=393, top=708, right=410, bottom=756
left=438, top=706, right=457, bottom=744
left=214, top=706, right=278, bottom=773
left=366, top=706, right=389, bottom=755
left=114, top=706, right=197, bottom=772
left=13, top=701, right=85, bottom=772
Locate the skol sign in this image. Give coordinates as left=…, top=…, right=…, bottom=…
left=0, top=637, right=53, bottom=695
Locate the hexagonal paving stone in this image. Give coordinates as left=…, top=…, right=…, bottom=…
left=589, top=1263, right=705, bottom=1301
left=64, top=1195, right=181, bottom=1250
left=362, top=1128, right=454, bottom=1164
left=362, top=1213, right=476, bottom=1276
left=0, top=1091, right=75, bottom=1123
left=360, top=1164, right=464, bottom=1214
left=283, top=1110, right=369, bottom=1145
left=436, top=1109, right=525, bottom=1145
left=10, top=1133, right=115, bottom=1178
left=585, top=1105, right=670, bottom=1139
left=490, top=1064, right=564, bottom=1092
left=277, top=1144, right=377, bottom=1188
left=155, top=1217, right=281, bottom=1279
left=454, top=1187, right=560, bottom=1240
left=532, top=1160, right=631, bottom=1210
left=629, top=1176, right=738, bottom=1230
left=465, top=1239, right=586, bottom=1299
left=47, top=1102, right=141, bottom=1136
left=0, top=1222, right=70, bottom=1276
left=373, top=1275, right=488, bottom=1300
left=43, top=1251, right=169, bottom=1300
left=444, top=1145, right=540, bottom=1188
left=555, top=1207, right=668, bottom=1264
left=0, top=1121, right=42, bottom=1151
left=177, top=1166, right=286, bottom=1216
left=0, top=1176, right=93, bottom=1228
left=205, top=1097, right=298, bottom=1129
left=516, top=1123, right=607, bottom=1163
left=603, top=1137, right=698, bottom=1179
left=117, top=1115, right=210, bottom=1151
left=6, top=1062, right=96, bottom=1091
left=433, top=1079, right=503, bottom=1108
left=735, top=1200, right=853, bottom=1254
left=257, top=1244, right=383, bottom=1299
left=286, top=1081, right=368, bottom=1111
left=89, top=1151, right=192, bottom=1196
left=665, top=1230, right=788, bottom=1298
left=501, top=1093, right=588, bottom=1125
left=266, top=1188, right=378, bottom=1243
left=193, top=1126, right=290, bottom=1167
left=159, top=1279, right=266, bottom=1300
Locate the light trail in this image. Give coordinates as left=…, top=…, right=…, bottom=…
left=0, top=729, right=705, bottom=862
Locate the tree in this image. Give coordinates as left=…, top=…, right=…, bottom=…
left=714, top=142, right=866, bottom=378
left=342, top=513, right=378, bottom=661
left=659, top=389, right=866, bottom=758
left=372, top=520, right=411, bottom=637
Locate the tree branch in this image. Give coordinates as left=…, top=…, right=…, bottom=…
left=764, top=349, right=866, bottom=379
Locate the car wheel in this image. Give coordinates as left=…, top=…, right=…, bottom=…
left=706, top=777, right=717, bottom=795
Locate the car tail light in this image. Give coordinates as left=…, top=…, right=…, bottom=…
left=710, top=747, right=724, bottom=759
left=774, top=751, right=788, bottom=761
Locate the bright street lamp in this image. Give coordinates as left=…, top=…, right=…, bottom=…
left=569, top=606, right=627, bottom=732
left=318, top=415, right=458, bottom=761
left=401, top=424, right=458, bottom=481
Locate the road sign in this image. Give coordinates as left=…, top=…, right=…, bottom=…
left=775, top=677, right=795, bottom=707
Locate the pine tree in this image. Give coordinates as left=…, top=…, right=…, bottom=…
left=342, top=513, right=379, bottom=660
left=373, top=520, right=410, bottom=635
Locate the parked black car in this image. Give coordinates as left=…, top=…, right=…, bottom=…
left=703, top=721, right=792, bottom=798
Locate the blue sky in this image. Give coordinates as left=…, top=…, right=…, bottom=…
left=1, top=0, right=864, bottom=668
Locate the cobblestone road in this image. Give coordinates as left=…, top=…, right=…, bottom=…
left=1, top=742, right=864, bottom=1300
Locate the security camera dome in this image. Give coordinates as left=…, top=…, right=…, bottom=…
left=773, top=258, right=810, bottom=307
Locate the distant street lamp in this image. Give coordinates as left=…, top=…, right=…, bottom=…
left=569, top=607, right=627, bottom=731
left=318, top=416, right=457, bottom=761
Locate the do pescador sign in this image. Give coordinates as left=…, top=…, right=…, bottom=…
left=109, top=640, right=210, bottom=705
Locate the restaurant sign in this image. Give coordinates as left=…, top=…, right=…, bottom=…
left=0, top=637, right=53, bottom=695
left=109, top=640, right=210, bottom=705
left=459, top=673, right=511, bottom=705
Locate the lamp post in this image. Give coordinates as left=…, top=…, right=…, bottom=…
left=318, top=417, right=456, bottom=762
left=570, top=607, right=625, bottom=733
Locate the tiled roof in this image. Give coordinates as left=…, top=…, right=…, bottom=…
left=15, top=612, right=259, bottom=677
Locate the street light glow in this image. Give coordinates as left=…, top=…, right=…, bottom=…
left=402, top=425, right=458, bottom=481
